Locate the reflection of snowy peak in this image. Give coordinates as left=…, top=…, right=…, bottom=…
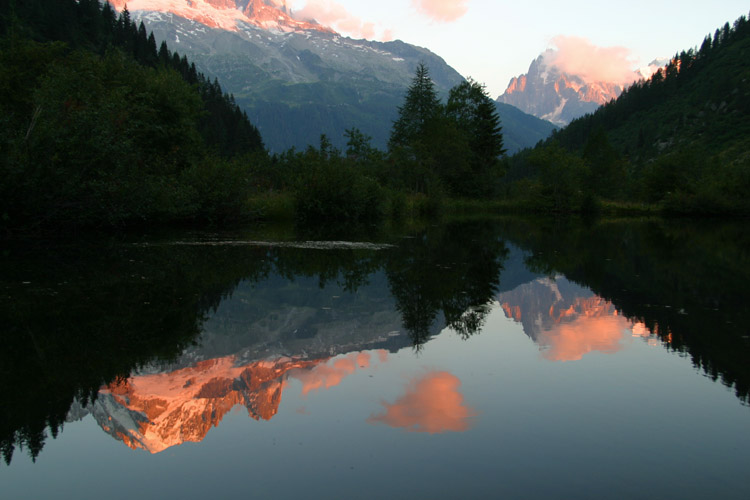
left=497, top=276, right=641, bottom=361
left=87, top=356, right=322, bottom=454
left=498, top=276, right=599, bottom=342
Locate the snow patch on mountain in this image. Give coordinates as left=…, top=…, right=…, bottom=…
left=542, top=97, right=568, bottom=125
left=636, top=58, right=669, bottom=80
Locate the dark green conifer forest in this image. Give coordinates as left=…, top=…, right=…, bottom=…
left=0, top=0, right=263, bottom=232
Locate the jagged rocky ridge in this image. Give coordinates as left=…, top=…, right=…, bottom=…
left=498, top=53, right=625, bottom=126
left=498, top=52, right=665, bottom=126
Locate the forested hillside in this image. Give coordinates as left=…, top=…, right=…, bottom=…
left=0, top=0, right=265, bottom=232
left=495, top=102, right=557, bottom=154
left=505, top=14, right=750, bottom=215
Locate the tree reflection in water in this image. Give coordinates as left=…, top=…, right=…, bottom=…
left=2, top=217, right=749, bottom=463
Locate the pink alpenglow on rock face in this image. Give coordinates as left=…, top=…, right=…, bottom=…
left=499, top=37, right=666, bottom=126
left=107, top=0, right=335, bottom=33
left=368, top=371, right=477, bottom=433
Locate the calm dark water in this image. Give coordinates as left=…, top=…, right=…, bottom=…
left=1, top=218, right=749, bottom=499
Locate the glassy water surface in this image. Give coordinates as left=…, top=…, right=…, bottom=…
left=2, top=218, right=749, bottom=499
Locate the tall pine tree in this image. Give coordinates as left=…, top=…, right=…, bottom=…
left=389, top=63, right=441, bottom=153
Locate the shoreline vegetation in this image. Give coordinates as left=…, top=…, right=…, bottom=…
left=1, top=2, right=749, bottom=238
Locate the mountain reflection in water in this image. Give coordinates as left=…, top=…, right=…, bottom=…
left=1, top=217, right=749, bottom=471
left=77, top=351, right=387, bottom=454
left=499, top=276, right=655, bottom=361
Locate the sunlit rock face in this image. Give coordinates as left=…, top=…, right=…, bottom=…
left=498, top=277, right=651, bottom=361
left=498, top=53, right=624, bottom=126
left=85, top=350, right=388, bottom=453
left=107, top=0, right=334, bottom=33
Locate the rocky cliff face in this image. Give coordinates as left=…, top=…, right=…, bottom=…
left=498, top=53, right=625, bottom=126
left=80, top=348, right=396, bottom=453
left=107, top=0, right=333, bottom=33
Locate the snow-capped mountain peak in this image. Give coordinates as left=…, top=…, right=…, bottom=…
left=498, top=51, right=667, bottom=126
left=498, top=52, right=625, bottom=126
left=635, top=58, right=670, bottom=80
left=108, top=0, right=335, bottom=34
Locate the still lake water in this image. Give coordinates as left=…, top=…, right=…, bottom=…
left=2, top=217, right=749, bottom=499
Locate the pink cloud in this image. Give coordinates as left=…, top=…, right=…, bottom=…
left=411, top=0, right=469, bottom=23
left=292, top=0, right=381, bottom=39
left=368, top=371, right=477, bottom=433
left=539, top=314, right=632, bottom=362
left=290, top=352, right=372, bottom=396
left=544, top=36, right=637, bottom=85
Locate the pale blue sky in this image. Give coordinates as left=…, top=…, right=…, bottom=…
left=288, top=0, right=750, bottom=97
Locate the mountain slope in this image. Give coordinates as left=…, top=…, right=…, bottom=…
left=495, top=102, right=557, bottom=153
left=132, top=8, right=464, bottom=151
left=0, top=0, right=266, bottom=233
left=127, top=4, right=554, bottom=153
